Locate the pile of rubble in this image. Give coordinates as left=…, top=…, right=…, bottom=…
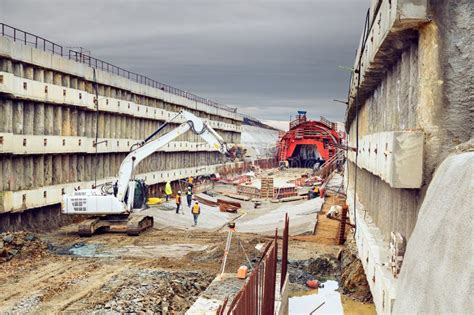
left=0, top=232, right=49, bottom=262
left=92, top=270, right=214, bottom=314
left=288, top=255, right=341, bottom=287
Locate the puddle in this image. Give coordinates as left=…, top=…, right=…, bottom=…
left=289, top=281, right=375, bottom=315
left=49, top=242, right=110, bottom=258
left=102, top=244, right=209, bottom=258
left=50, top=242, right=209, bottom=259
left=67, top=243, right=109, bottom=257
left=289, top=280, right=342, bottom=314
left=341, top=295, right=376, bottom=315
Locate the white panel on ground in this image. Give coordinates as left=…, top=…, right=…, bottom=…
left=141, top=202, right=239, bottom=232
left=237, top=197, right=323, bottom=236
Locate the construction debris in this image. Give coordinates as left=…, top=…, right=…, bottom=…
left=217, top=198, right=241, bottom=213
left=0, top=232, right=48, bottom=262
left=91, top=270, right=214, bottom=314
left=288, top=255, right=340, bottom=289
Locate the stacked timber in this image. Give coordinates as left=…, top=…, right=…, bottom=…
left=260, top=177, right=274, bottom=199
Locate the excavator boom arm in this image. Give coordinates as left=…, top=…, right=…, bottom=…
left=116, top=110, right=229, bottom=203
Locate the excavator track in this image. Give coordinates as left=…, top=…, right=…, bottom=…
left=78, top=218, right=100, bottom=237
left=126, top=215, right=154, bottom=236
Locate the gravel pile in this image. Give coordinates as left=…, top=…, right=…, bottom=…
left=93, top=270, right=213, bottom=314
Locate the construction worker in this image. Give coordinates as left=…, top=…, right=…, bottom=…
left=312, top=185, right=320, bottom=198
left=175, top=191, right=182, bottom=214
left=191, top=201, right=201, bottom=226
left=308, top=185, right=319, bottom=199
left=188, top=176, right=194, bottom=192
left=186, top=186, right=193, bottom=207
left=165, top=181, right=172, bottom=201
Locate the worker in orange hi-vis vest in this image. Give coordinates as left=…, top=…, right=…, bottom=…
left=191, top=201, right=201, bottom=227
left=175, top=191, right=182, bottom=214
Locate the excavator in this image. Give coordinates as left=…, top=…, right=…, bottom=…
left=62, top=110, right=231, bottom=236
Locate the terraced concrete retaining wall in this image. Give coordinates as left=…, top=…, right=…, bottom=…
left=0, top=35, right=243, bottom=226
left=345, top=0, right=472, bottom=313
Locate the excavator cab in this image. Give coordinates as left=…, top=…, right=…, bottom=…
left=121, top=179, right=149, bottom=210
left=132, top=179, right=148, bottom=210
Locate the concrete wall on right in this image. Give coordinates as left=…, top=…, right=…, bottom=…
left=346, top=0, right=472, bottom=242
left=344, top=0, right=472, bottom=313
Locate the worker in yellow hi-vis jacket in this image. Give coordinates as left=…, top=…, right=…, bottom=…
left=165, top=181, right=172, bottom=201
left=191, top=201, right=201, bottom=227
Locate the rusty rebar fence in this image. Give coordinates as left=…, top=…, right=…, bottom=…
left=222, top=216, right=289, bottom=315
left=281, top=213, right=289, bottom=292
left=0, top=22, right=236, bottom=113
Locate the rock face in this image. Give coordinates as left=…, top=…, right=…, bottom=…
left=340, top=240, right=372, bottom=303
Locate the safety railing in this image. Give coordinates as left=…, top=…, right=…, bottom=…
left=0, top=23, right=236, bottom=113
left=1, top=23, right=63, bottom=56
left=320, top=116, right=336, bottom=130
left=317, top=149, right=345, bottom=185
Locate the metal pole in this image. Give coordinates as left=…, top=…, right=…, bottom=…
left=93, top=69, right=100, bottom=187
left=219, top=228, right=233, bottom=276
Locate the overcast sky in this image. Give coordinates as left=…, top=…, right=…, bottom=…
left=0, top=0, right=367, bottom=122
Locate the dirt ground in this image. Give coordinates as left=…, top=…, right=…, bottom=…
left=0, top=170, right=374, bottom=314
left=0, top=227, right=267, bottom=314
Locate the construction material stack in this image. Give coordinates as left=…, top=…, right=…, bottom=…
left=260, top=177, right=274, bottom=199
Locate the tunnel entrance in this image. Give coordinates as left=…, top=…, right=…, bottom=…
left=288, top=144, right=322, bottom=168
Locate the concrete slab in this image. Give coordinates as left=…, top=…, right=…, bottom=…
left=141, top=201, right=239, bottom=232
left=186, top=273, right=244, bottom=314
left=237, top=197, right=323, bottom=236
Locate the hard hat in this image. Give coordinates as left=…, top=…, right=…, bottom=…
left=178, top=191, right=181, bottom=194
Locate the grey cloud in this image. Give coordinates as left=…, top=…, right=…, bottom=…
left=0, top=0, right=368, bottom=121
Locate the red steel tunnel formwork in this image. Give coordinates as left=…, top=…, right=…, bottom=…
left=277, top=111, right=341, bottom=168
